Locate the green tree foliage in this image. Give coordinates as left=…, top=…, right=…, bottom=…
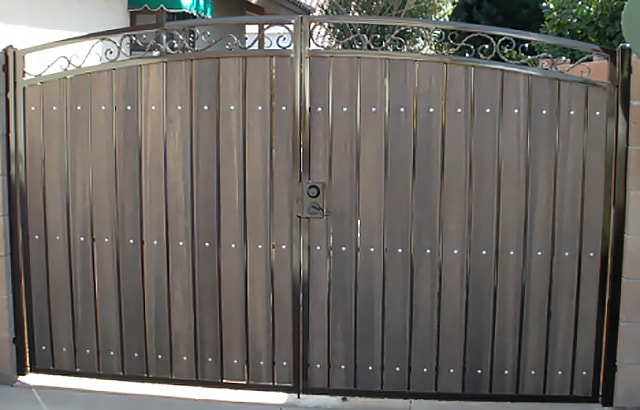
left=321, top=0, right=454, bottom=21
left=540, top=0, right=627, bottom=48
left=449, top=0, right=544, bottom=32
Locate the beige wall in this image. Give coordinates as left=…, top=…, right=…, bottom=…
left=614, top=53, right=640, bottom=408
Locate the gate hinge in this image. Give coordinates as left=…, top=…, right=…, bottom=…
left=298, top=181, right=329, bottom=218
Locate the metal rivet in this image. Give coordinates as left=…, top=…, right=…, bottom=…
left=41, top=346, right=46, bottom=350
left=282, top=106, right=287, bottom=111
left=126, top=105, right=132, bottom=111
left=260, top=361, right=264, bottom=365
left=564, top=251, right=569, bottom=256
left=105, top=238, right=109, bottom=242
left=589, top=252, right=595, bottom=257
left=231, top=243, right=236, bottom=248
left=316, top=245, right=321, bottom=251
left=283, top=361, right=287, bottom=366
left=177, top=105, right=182, bottom=110
left=398, top=248, right=403, bottom=253
left=340, top=364, right=346, bottom=369
left=426, top=248, right=432, bottom=254
left=531, top=369, right=536, bottom=375
left=183, top=356, right=188, bottom=361
left=371, top=107, right=377, bottom=112
left=76, top=106, right=82, bottom=111
left=370, top=247, right=375, bottom=252
left=258, top=244, right=263, bottom=249
left=395, top=366, right=400, bottom=372
left=369, top=366, right=374, bottom=370
left=514, top=108, right=519, bottom=113
left=129, top=239, right=134, bottom=244
left=53, top=106, right=58, bottom=111
left=110, top=351, right=115, bottom=356
left=453, top=249, right=459, bottom=254
left=449, top=368, right=454, bottom=373
left=34, top=235, right=39, bottom=240
left=230, top=105, right=235, bottom=110
left=157, top=354, right=162, bottom=359
left=316, top=364, right=321, bottom=368
left=537, top=251, right=543, bottom=256
left=205, top=242, right=210, bottom=247
left=62, top=347, right=67, bottom=352
left=80, top=237, right=85, bottom=241
left=233, top=359, right=238, bottom=364
left=204, top=105, right=209, bottom=110
left=400, top=107, right=405, bottom=112
left=56, top=235, right=60, bottom=240
left=582, top=371, right=587, bottom=376
left=31, top=106, right=36, bottom=111
left=86, top=349, right=91, bottom=354
left=423, top=368, right=428, bottom=373
left=179, top=241, right=184, bottom=246
left=258, top=106, right=263, bottom=111
left=595, top=111, right=601, bottom=116
left=542, top=109, right=547, bottom=115
left=101, top=105, right=106, bottom=111
left=208, top=357, right=213, bottom=362
left=342, top=107, right=348, bottom=112
left=428, top=107, right=435, bottom=113
left=281, top=245, right=287, bottom=249
left=341, top=246, right=347, bottom=251
left=134, top=352, right=139, bottom=357
left=509, top=250, right=515, bottom=255
left=504, top=369, right=509, bottom=375
left=481, top=250, right=487, bottom=255
left=485, top=108, right=491, bottom=113
left=456, top=108, right=462, bottom=113
left=557, top=370, right=563, bottom=375
left=570, top=110, right=575, bottom=115
left=477, top=369, right=482, bottom=374
left=151, top=105, right=157, bottom=110
left=317, top=107, right=322, bottom=112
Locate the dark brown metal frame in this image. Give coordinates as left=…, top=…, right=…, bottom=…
left=3, top=15, right=632, bottom=403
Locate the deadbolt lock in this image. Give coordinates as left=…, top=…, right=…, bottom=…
left=299, top=181, right=328, bottom=218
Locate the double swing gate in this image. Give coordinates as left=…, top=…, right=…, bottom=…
left=5, top=15, right=630, bottom=401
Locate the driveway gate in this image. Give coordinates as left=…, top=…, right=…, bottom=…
left=5, top=16, right=629, bottom=402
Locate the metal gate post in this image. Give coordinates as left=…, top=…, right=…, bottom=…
left=601, top=43, right=632, bottom=406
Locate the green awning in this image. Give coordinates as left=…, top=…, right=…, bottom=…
left=128, top=0, right=214, bottom=18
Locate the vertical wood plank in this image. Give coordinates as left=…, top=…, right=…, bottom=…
left=410, top=61, right=444, bottom=393
left=546, top=82, right=586, bottom=395
left=90, top=70, right=122, bottom=374
left=245, top=57, right=273, bottom=385
left=67, top=74, right=98, bottom=373
left=518, top=77, right=558, bottom=394
left=114, top=67, right=147, bottom=376
left=329, top=57, right=358, bottom=390
left=272, top=57, right=295, bottom=386
left=464, top=68, right=500, bottom=394
left=24, top=84, right=53, bottom=369
left=140, top=63, right=171, bottom=378
left=382, top=59, right=414, bottom=392
left=437, top=64, right=471, bottom=393
left=165, top=60, right=195, bottom=380
left=307, top=56, right=331, bottom=389
left=356, top=58, right=385, bottom=391
left=492, top=72, right=528, bottom=393
left=572, top=87, right=608, bottom=396
left=42, top=79, right=75, bottom=371
left=218, top=57, right=247, bottom=383
left=192, top=59, right=222, bottom=382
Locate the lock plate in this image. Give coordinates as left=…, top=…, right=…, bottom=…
left=298, top=181, right=327, bottom=218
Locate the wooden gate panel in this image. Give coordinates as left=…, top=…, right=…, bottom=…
left=192, top=59, right=222, bottom=382
left=245, top=57, right=273, bottom=385
left=90, top=70, right=122, bottom=375
left=42, top=79, right=75, bottom=372
left=114, top=66, right=147, bottom=376
left=410, top=61, right=444, bottom=393
left=67, top=74, right=98, bottom=373
left=382, top=59, right=415, bottom=391
left=218, top=57, right=247, bottom=383
left=464, top=67, right=501, bottom=394
left=572, top=87, right=609, bottom=396
left=307, top=56, right=331, bottom=389
left=165, top=60, right=196, bottom=380
left=356, top=57, right=385, bottom=391
left=546, top=82, right=587, bottom=395
left=437, top=64, right=471, bottom=393
left=328, top=57, right=358, bottom=390
left=492, top=72, right=529, bottom=394
left=24, top=84, right=52, bottom=369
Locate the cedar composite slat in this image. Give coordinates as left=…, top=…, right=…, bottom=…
left=410, top=61, right=444, bottom=393
left=218, top=57, right=247, bottom=383
left=272, top=57, right=295, bottom=386
left=464, top=68, right=500, bottom=394
left=25, top=84, right=52, bottom=369
left=90, top=70, right=122, bottom=374
left=165, top=61, right=196, bottom=380
left=245, top=57, right=273, bottom=385
left=114, top=67, right=147, bottom=375
left=42, top=79, right=75, bottom=371
left=492, top=72, right=528, bottom=394
left=67, top=74, right=98, bottom=373
left=382, top=59, right=414, bottom=392
left=141, top=63, right=171, bottom=378
left=518, top=77, right=558, bottom=394
left=307, top=56, right=331, bottom=389
left=546, top=82, right=587, bottom=395
left=356, top=58, right=385, bottom=391
left=328, top=57, right=358, bottom=390
left=192, top=59, right=222, bottom=382
left=437, top=64, right=471, bottom=393
left=572, top=87, right=608, bottom=396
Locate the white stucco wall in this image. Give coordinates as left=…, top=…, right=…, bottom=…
left=0, top=0, right=129, bottom=50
